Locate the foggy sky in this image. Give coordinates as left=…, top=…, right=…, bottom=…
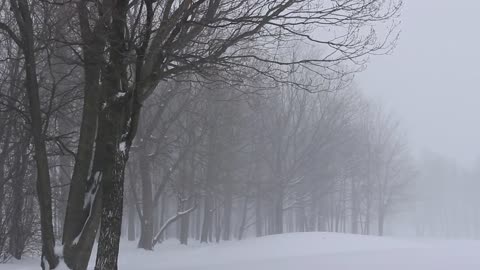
left=358, top=0, right=480, bottom=168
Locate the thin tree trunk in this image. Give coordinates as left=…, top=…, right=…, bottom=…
left=351, top=179, right=359, bottom=234
left=137, top=151, right=154, bottom=250
left=238, top=195, right=249, bottom=240
left=128, top=192, right=136, bottom=241
left=195, top=200, right=201, bottom=241
left=201, top=171, right=214, bottom=242
left=222, top=181, right=233, bottom=241
left=378, top=210, right=385, bottom=236
left=274, top=189, right=284, bottom=234
left=255, top=187, right=263, bottom=237
left=179, top=209, right=190, bottom=245
left=159, top=194, right=167, bottom=242
left=9, top=142, right=28, bottom=259
left=215, top=204, right=222, bottom=243
left=10, top=0, right=58, bottom=266
left=179, top=157, right=192, bottom=245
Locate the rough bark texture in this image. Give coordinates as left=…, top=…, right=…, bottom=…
left=94, top=0, right=140, bottom=267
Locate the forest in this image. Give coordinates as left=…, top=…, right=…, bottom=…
left=2, top=0, right=478, bottom=270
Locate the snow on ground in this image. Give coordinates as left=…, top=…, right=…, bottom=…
left=3, top=232, right=480, bottom=269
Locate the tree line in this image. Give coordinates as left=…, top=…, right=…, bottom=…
left=0, top=0, right=402, bottom=269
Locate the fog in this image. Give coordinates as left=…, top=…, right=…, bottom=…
left=352, top=0, right=480, bottom=239
left=359, top=0, right=480, bottom=167
left=2, top=0, right=480, bottom=269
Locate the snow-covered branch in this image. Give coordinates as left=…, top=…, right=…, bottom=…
left=152, top=205, right=197, bottom=247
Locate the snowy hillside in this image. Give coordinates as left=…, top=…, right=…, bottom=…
left=3, top=232, right=480, bottom=270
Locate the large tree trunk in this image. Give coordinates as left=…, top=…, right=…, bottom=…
left=94, top=156, right=126, bottom=270
left=93, top=0, right=143, bottom=266
left=94, top=100, right=135, bottom=269
left=61, top=1, right=106, bottom=268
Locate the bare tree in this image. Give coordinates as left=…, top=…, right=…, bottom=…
left=0, top=0, right=402, bottom=268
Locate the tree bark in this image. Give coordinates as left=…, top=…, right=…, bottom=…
left=61, top=1, right=107, bottom=268
left=128, top=191, right=136, bottom=241
left=351, top=179, right=359, bottom=234
left=273, top=189, right=284, bottom=234
left=255, top=186, right=263, bottom=237
left=9, top=0, right=59, bottom=266
left=137, top=151, right=154, bottom=250
left=9, top=141, right=28, bottom=259
left=378, top=210, right=385, bottom=236
left=222, top=181, right=233, bottom=241
left=201, top=194, right=214, bottom=243
left=94, top=105, right=133, bottom=269
left=238, top=194, right=249, bottom=240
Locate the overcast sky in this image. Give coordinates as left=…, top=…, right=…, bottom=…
left=358, top=0, right=480, bottom=168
